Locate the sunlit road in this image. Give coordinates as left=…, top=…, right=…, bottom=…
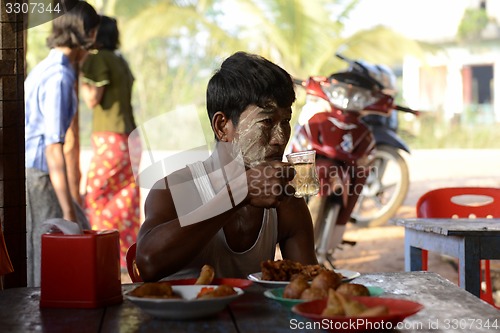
left=403, top=149, right=500, bottom=208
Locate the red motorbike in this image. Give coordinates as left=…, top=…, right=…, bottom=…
left=289, top=54, right=419, bottom=267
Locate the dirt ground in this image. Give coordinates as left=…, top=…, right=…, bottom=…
left=333, top=210, right=459, bottom=284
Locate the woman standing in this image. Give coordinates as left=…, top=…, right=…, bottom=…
left=25, top=1, right=100, bottom=287
left=80, top=16, right=142, bottom=269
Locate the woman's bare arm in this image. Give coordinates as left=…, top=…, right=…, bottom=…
left=80, top=82, right=105, bottom=109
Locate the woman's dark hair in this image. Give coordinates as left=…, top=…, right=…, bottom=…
left=94, top=16, right=119, bottom=51
left=206, top=51, right=296, bottom=127
left=46, top=1, right=100, bottom=49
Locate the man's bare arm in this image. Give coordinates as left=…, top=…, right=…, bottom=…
left=277, top=196, right=318, bottom=265
left=136, top=161, right=295, bottom=281
left=46, top=143, right=78, bottom=222
left=136, top=182, right=242, bottom=281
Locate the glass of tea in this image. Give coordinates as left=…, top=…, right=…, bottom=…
left=286, top=150, right=320, bottom=198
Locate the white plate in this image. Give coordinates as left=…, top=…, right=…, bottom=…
left=336, top=269, right=362, bottom=281
left=125, top=285, right=244, bottom=319
left=247, top=269, right=361, bottom=288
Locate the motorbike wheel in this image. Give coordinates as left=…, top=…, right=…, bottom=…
left=307, top=196, right=342, bottom=268
left=350, top=145, right=410, bottom=227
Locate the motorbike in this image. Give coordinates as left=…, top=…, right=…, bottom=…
left=349, top=111, right=411, bottom=227
left=289, top=54, right=419, bottom=267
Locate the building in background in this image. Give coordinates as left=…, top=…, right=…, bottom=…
left=402, top=0, right=500, bottom=124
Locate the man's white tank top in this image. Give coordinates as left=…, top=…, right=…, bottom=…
left=165, top=161, right=278, bottom=279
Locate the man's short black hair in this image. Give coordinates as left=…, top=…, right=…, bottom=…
left=206, top=52, right=296, bottom=127
left=46, top=1, right=100, bottom=50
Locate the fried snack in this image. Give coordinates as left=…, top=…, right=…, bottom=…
left=310, top=270, right=342, bottom=292
left=327, top=289, right=367, bottom=316
left=321, top=288, right=390, bottom=318
left=300, top=287, right=328, bottom=301
left=260, top=259, right=328, bottom=281
left=196, top=285, right=237, bottom=299
left=195, top=264, right=215, bottom=285
left=129, top=282, right=180, bottom=299
left=321, top=289, right=345, bottom=316
left=261, top=259, right=302, bottom=281
left=300, top=264, right=329, bottom=280
left=283, top=275, right=309, bottom=299
left=341, top=297, right=368, bottom=316
left=336, top=283, right=370, bottom=297
left=358, top=305, right=389, bottom=317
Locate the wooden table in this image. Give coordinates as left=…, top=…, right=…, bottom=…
left=0, top=272, right=498, bottom=332
left=396, top=218, right=500, bottom=298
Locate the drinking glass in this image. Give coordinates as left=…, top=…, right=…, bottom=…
left=286, top=150, right=320, bottom=198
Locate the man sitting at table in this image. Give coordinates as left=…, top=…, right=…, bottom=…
left=136, top=51, right=318, bottom=281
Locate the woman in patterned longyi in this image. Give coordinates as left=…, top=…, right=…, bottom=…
left=80, top=16, right=142, bottom=269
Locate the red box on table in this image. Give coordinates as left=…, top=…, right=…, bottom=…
left=40, top=230, right=123, bottom=308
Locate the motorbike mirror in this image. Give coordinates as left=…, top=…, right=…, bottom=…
left=335, top=53, right=386, bottom=91
left=336, top=53, right=368, bottom=74
left=329, top=72, right=378, bottom=91
left=335, top=53, right=352, bottom=63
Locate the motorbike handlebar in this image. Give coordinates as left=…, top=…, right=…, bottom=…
left=395, top=105, right=420, bottom=116
left=293, top=74, right=420, bottom=117
left=335, top=53, right=352, bottom=63
left=293, top=78, right=305, bottom=86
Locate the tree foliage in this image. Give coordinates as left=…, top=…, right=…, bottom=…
left=457, top=7, right=489, bottom=41
left=26, top=0, right=425, bottom=148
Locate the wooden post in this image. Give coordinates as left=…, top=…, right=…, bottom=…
left=0, top=0, right=28, bottom=288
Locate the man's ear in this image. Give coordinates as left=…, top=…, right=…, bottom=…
left=212, top=111, right=229, bottom=142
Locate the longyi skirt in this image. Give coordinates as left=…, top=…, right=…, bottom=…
left=84, top=132, right=142, bottom=268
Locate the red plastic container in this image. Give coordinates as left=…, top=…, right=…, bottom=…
left=40, top=230, right=123, bottom=308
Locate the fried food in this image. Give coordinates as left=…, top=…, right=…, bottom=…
left=321, top=288, right=345, bottom=316
left=283, top=275, right=309, bottom=299
left=320, top=289, right=389, bottom=318
left=260, top=259, right=327, bottom=281
left=336, top=283, right=370, bottom=297
left=358, top=305, right=389, bottom=317
left=261, top=259, right=302, bottom=281
left=261, top=259, right=389, bottom=318
left=300, top=287, right=328, bottom=301
left=195, top=264, right=215, bottom=285
left=340, top=296, right=368, bottom=316
left=310, top=270, right=342, bottom=292
left=299, top=264, right=329, bottom=280
left=129, top=282, right=180, bottom=299
left=128, top=265, right=239, bottom=301
left=196, top=285, right=237, bottom=299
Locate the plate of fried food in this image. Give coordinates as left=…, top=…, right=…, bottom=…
left=264, top=286, right=384, bottom=309
left=168, top=277, right=253, bottom=289
left=125, top=265, right=244, bottom=319
left=292, top=289, right=423, bottom=333
left=247, top=259, right=360, bottom=288
left=264, top=269, right=384, bottom=309
left=166, top=264, right=253, bottom=289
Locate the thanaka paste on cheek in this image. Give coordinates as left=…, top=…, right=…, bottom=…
left=272, top=122, right=288, bottom=146
left=232, top=106, right=267, bottom=167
